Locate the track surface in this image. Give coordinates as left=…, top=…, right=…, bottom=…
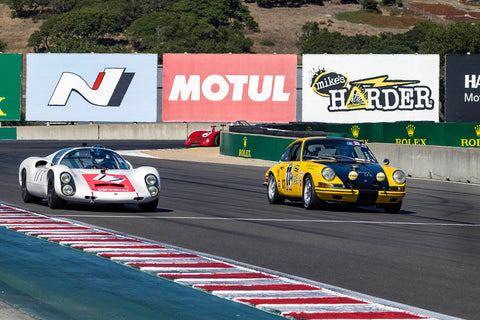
left=1, top=140, right=479, bottom=319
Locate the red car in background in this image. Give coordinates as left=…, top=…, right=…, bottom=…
left=185, top=121, right=251, bottom=147
left=185, top=125, right=222, bottom=147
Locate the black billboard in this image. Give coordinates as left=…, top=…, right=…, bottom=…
left=445, top=55, right=480, bottom=122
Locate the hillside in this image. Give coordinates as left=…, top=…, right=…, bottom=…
left=0, top=1, right=479, bottom=56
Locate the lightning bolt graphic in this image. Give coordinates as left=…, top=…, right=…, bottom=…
left=351, top=75, right=419, bottom=88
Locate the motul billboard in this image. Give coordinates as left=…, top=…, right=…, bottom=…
left=26, top=54, right=157, bottom=122
left=162, top=54, right=297, bottom=122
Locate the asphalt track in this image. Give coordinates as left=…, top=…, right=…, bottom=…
left=0, top=140, right=479, bottom=319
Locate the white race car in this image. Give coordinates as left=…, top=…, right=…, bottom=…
left=18, top=145, right=160, bottom=211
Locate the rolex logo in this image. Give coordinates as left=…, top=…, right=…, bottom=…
left=406, top=124, right=415, bottom=137
left=351, top=125, right=360, bottom=138
left=475, top=125, right=480, bottom=137
left=243, top=136, right=247, bottom=148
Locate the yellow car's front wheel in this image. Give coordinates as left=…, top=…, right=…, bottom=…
left=384, top=200, right=403, bottom=213
left=303, top=175, right=320, bottom=210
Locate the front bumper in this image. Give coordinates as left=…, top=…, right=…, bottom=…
left=61, top=191, right=157, bottom=204
left=315, top=187, right=405, bottom=205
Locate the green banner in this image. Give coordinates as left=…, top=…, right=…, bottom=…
left=220, top=132, right=295, bottom=161
left=321, top=123, right=384, bottom=143
left=0, top=127, right=17, bottom=139
left=444, top=123, right=480, bottom=147
left=222, top=123, right=480, bottom=162
left=0, top=54, right=22, bottom=121
left=383, top=122, right=445, bottom=146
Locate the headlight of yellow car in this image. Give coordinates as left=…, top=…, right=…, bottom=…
left=376, top=172, right=386, bottom=182
left=392, top=170, right=406, bottom=184
left=321, top=167, right=335, bottom=181
left=348, top=171, right=358, bottom=181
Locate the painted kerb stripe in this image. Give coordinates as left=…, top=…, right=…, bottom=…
left=0, top=202, right=453, bottom=320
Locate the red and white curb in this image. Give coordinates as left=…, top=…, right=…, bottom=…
left=0, top=203, right=446, bottom=320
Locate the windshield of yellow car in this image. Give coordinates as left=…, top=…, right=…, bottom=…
left=302, top=139, right=377, bottom=163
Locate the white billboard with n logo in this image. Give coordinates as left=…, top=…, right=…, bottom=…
left=302, top=54, right=439, bottom=123
left=26, top=54, right=157, bottom=122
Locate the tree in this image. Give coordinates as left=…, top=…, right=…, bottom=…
left=360, top=0, right=380, bottom=13
left=28, top=6, right=124, bottom=52
left=0, top=39, right=6, bottom=52
left=126, top=12, right=254, bottom=61
left=171, top=0, right=258, bottom=32
left=296, top=23, right=350, bottom=54
left=419, top=22, right=480, bottom=56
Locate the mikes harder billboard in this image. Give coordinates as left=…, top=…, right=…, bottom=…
left=302, top=54, right=440, bottom=123
left=162, top=54, right=297, bottom=122
left=26, top=54, right=157, bottom=122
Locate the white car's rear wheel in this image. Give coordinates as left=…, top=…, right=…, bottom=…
left=21, top=169, right=41, bottom=203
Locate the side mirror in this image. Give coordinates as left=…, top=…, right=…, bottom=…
left=383, top=158, right=390, bottom=166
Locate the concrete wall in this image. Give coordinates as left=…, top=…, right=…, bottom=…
left=15, top=123, right=228, bottom=141
left=369, top=143, right=480, bottom=184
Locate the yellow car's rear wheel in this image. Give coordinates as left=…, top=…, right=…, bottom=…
left=267, top=174, right=284, bottom=204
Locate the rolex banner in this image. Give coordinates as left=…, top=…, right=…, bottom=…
left=302, top=54, right=440, bottom=123
left=0, top=54, right=21, bottom=121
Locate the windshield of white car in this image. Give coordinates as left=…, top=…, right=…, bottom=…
left=58, top=148, right=130, bottom=169
left=302, top=139, right=378, bottom=163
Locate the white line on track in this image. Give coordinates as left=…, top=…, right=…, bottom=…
left=57, top=215, right=480, bottom=227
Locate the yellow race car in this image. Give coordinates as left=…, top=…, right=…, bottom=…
left=264, top=137, right=406, bottom=213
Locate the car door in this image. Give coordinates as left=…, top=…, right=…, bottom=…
left=278, top=141, right=303, bottom=197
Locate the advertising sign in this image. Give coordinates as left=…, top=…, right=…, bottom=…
left=302, top=54, right=439, bottom=123
left=444, top=122, right=480, bottom=147
left=0, top=54, right=21, bottom=121
left=162, top=54, right=297, bottom=122
left=26, top=54, right=157, bottom=122
left=445, top=55, right=480, bottom=122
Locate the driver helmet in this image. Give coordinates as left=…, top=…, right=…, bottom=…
left=337, top=145, right=353, bottom=157
left=91, top=147, right=106, bottom=164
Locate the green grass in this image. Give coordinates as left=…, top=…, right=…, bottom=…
left=335, top=10, right=420, bottom=29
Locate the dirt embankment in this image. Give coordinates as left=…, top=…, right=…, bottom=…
left=1, top=1, right=480, bottom=55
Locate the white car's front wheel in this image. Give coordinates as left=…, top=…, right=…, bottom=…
left=139, top=198, right=159, bottom=212
left=47, top=173, right=66, bottom=209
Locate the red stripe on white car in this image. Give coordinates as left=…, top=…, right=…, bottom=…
left=0, top=203, right=437, bottom=320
